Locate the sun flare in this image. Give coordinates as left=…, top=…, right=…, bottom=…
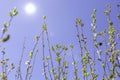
left=25, top=3, right=36, bottom=15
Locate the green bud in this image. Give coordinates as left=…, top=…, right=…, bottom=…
left=102, top=63, right=105, bottom=68
left=3, top=22, right=9, bottom=28
left=76, top=18, right=81, bottom=25
left=51, top=46, right=55, bottom=51
left=55, top=57, right=61, bottom=63
left=35, top=35, right=39, bottom=41
left=63, top=46, right=68, bottom=51
left=85, top=52, right=89, bottom=56
left=8, top=11, right=13, bottom=17
left=13, top=7, right=18, bottom=16
left=42, top=24, right=47, bottom=31
left=63, top=61, right=68, bottom=68
left=29, top=51, right=33, bottom=59
left=51, top=68, right=55, bottom=73
left=93, top=9, right=97, bottom=13
left=43, top=16, right=46, bottom=19
left=2, top=34, right=10, bottom=42
left=55, top=74, right=59, bottom=79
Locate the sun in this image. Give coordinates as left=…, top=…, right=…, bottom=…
left=25, top=3, right=36, bottom=15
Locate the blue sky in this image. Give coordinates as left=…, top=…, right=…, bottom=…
left=0, top=0, right=120, bottom=80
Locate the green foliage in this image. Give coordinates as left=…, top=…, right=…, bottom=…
left=29, top=51, right=33, bottom=59
left=8, top=7, right=18, bottom=17
left=2, top=34, right=10, bottom=42
left=42, top=24, right=47, bottom=31
left=0, top=3, right=120, bottom=80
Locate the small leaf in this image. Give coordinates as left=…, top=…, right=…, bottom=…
left=2, top=27, right=7, bottom=33
left=43, top=16, right=46, bottom=19
left=72, top=61, right=76, bottom=65
left=51, top=68, right=55, bottom=73
left=13, top=7, right=18, bottom=16
left=91, top=14, right=94, bottom=18
left=46, top=56, right=50, bottom=60
left=76, top=18, right=81, bottom=25
left=108, top=21, right=113, bottom=26
left=35, top=35, right=39, bottom=41
left=56, top=44, right=61, bottom=50
left=51, top=46, right=55, bottom=51
left=29, top=51, right=33, bottom=59
left=0, top=72, right=6, bottom=79
left=1, top=60, right=6, bottom=65
left=2, top=34, right=10, bottom=42
left=63, top=61, right=68, bottom=68
left=55, top=74, right=59, bottom=79
left=11, top=63, right=15, bottom=70
left=102, top=63, right=105, bottom=68
left=63, top=46, right=68, bottom=51
left=25, top=61, right=30, bottom=65
left=93, top=17, right=96, bottom=23
left=85, top=52, right=89, bottom=56
left=8, top=11, right=13, bottom=17
left=104, top=10, right=109, bottom=15
left=70, top=44, right=74, bottom=48
left=62, top=76, right=66, bottom=80
left=55, top=57, right=61, bottom=63
left=3, top=22, right=9, bottom=28
left=98, top=32, right=103, bottom=35
left=93, top=9, right=97, bottom=13
left=42, top=24, right=47, bottom=31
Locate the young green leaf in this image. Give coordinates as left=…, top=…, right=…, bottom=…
left=29, top=51, right=33, bottom=59
left=2, top=34, right=10, bottom=42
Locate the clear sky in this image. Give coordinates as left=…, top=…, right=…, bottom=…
left=0, top=0, right=120, bottom=80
